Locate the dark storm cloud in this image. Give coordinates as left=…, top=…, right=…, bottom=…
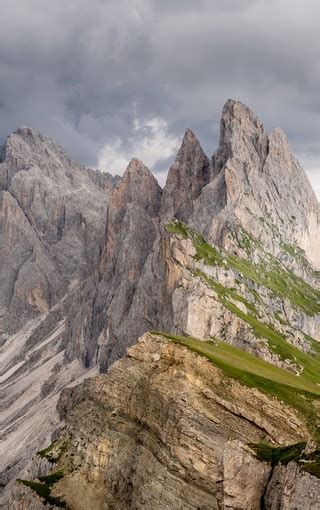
left=0, top=0, right=319, bottom=193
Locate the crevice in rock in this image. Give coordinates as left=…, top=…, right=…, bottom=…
left=260, top=463, right=274, bottom=510
left=211, top=397, right=278, bottom=441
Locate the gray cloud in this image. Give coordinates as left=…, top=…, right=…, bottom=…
left=0, top=0, right=319, bottom=195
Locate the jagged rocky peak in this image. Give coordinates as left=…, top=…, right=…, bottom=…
left=212, top=99, right=269, bottom=176
left=3, top=102, right=320, bottom=509
left=86, top=166, right=120, bottom=192
left=5, top=125, right=72, bottom=162
left=161, top=128, right=210, bottom=222
left=0, top=125, right=117, bottom=505
left=1, top=125, right=116, bottom=192
left=64, top=157, right=164, bottom=370
left=13, top=125, right=45, bottom=142
left=0, top=124, right=115, bottom=336
left=111, top=157, right=162, bottom=216
left=191, top=99, right=320, bottom=268
left=1, top=126, right=70, bottom=184
left=101, top=157, right=162, bottom=270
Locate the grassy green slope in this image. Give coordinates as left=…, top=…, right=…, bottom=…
left=151, top=332, right=320, bottom=438
left=163, top=221, right=320, bottom=437
left=152, top=332, right=320, bottom=397
left=166, top=219, right=320, bottom=367
left=166, top=221, right=320, bottom=316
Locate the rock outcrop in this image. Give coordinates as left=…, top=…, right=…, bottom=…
left=0, top=126, right=116, bottom=336
left=9, top=334, right=320, bottom=509
left=63, top=100, right=320, bottom=374
left=64, top=158, right=165, bottom=369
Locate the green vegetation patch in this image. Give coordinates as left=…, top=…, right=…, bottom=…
left=302, top=460, right=320, bottom=478
left=194, top=268, right=320, bottom=381
left=274, top=312, right=288, bottom=325
left=195, top=269, right=258, bottom=316
left=37, top=439, right=68, bottom=464
left=249, top=442, right=306, bottom=465
left=249, top=442, right=320, bottom=478
left=282, top=242, right=318, bottom=277
left=151, top=332, right=320, bottom=438
left=39, top=469, right=64, bottom=485
left=17, top=478, right=67, bottom=508
left=231, top=227, right=263, bottom=256
left=166, top=221, right=189, bottom=239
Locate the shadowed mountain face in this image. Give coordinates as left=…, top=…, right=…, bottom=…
left=0, top=127, right=117, bottom=336
left=1, top=101, right=320, bottom=508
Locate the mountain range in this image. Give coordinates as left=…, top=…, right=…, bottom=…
left=1, top=100, right=320, bottom=509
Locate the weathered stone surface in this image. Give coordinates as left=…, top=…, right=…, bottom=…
left=265, top=461, right=320, bottom=509
left=0, top=291, right=98, bottom=508
left=0, top=127, right=113, bottom=506
left=62, top=100, right=320, bottom=374
left=164, top=229, right=319, bottom=366
left=0, top=126, right=115, bottom=336
left=191, top=100, right=320, bottom=269
left=10, top=334, right=317, bottom=510
left=0, top=190, right=65, bottom=334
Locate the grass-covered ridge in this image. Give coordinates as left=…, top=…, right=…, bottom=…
left=194, top=269, right=320, bottom=378
left=166, top=220, right=320, bottom=379
left=152, top=332, right=320, bottom=397
left=151, top=332, right=320, bottom=438
left=166, top=221, right=320, bottom=316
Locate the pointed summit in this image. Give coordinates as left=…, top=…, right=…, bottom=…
left=14, top=126, right=46, bottom=143
left=126, top=157, right=146, bottom=171
left=191, top=99, right=320, bottom=268
left=222, top=99, right=263, bottom=125
left=220, top=99, right=265, bottom=138
left=115, top=158, right=162, bottom=218
left=161, top=129, right=210, bottom=222
left=212, top=99, right=268, bottom=179
left=1, top=124, right=82, bottom=190
left=181, top=127, right=198, bottom=144
left=178, top=128, right=201, bottom=154
left=124, top=157, right=158, bottom=182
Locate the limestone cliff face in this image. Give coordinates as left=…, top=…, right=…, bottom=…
left=0, top=126, right=116, bottom=335
left=164, top=224, right=320, bottom=369
left=63, top=158, right=165, bottom=369
left=10, top=334, right=320, bottom=510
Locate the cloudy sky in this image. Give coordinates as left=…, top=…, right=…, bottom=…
left=0, top=0, right=319, bottom=195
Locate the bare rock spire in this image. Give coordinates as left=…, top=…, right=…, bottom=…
left=191, top=99, right=320, bottom=268
left=161, top=128, right=210, bottom=221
